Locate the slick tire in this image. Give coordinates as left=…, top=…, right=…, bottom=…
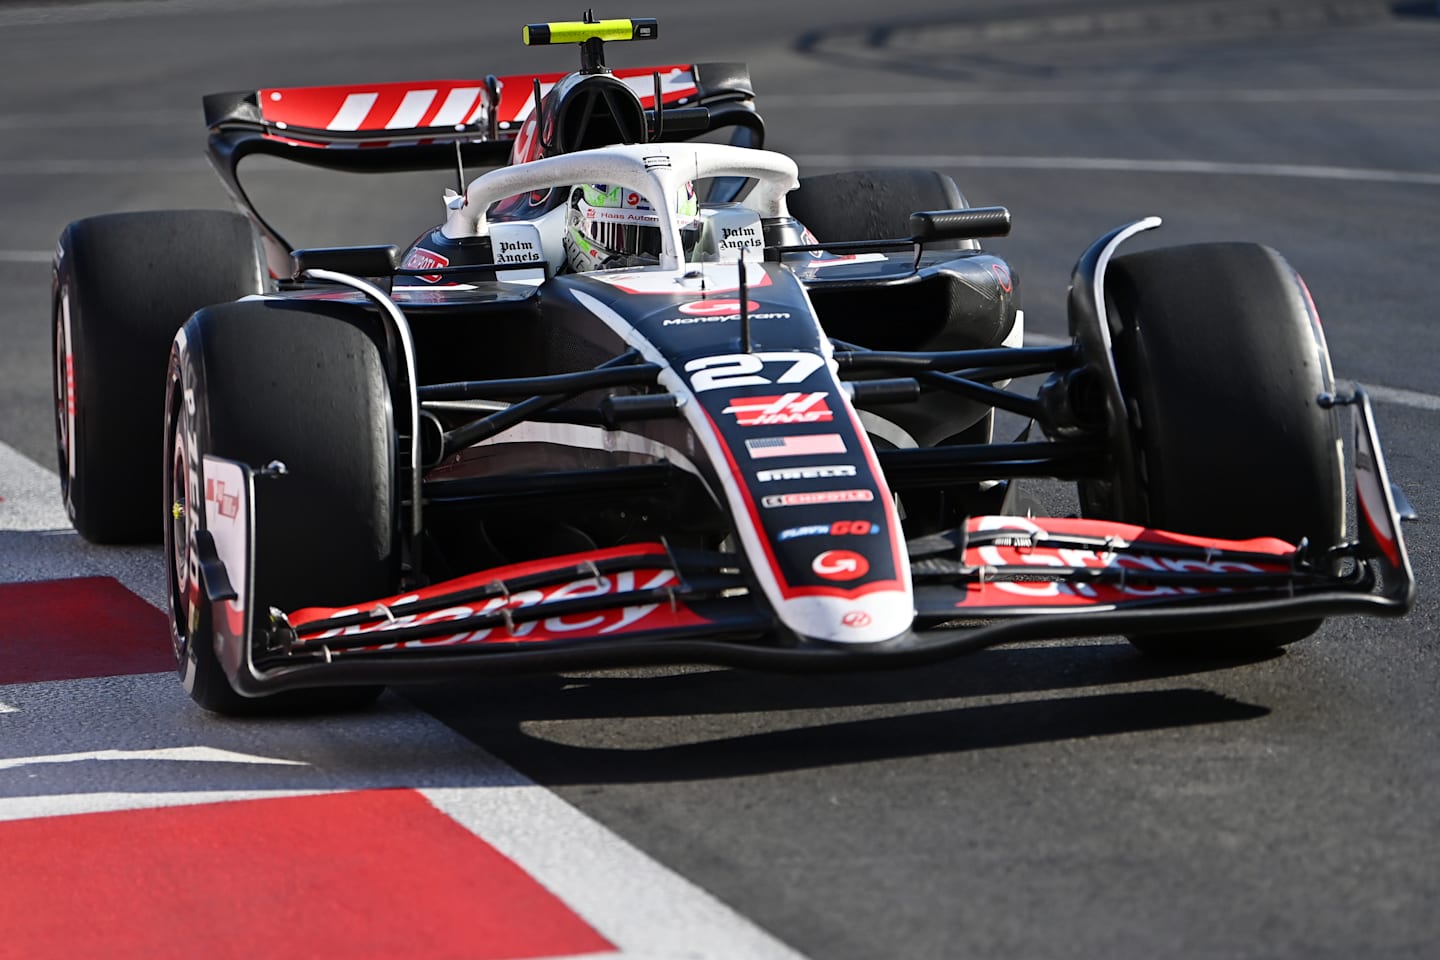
left=1083, top=242, right=1344, bottom=658
left=786, top=168, right=978, bottom=250
left=53, top=210, right=268, bottom=543
left=165, top=300, right=397, bottom=715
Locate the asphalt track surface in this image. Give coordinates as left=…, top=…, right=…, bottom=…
left=1, top=1, right=1438, bottom=957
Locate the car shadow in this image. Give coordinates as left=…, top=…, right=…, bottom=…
left=399, top=641, right=1278, bottom=785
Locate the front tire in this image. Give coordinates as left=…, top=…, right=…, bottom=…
left=1082, top=242, right=1343, bottom=657
left=165, top=300, right=398, bottom=714
left=54, top=210, right=267, bottom=543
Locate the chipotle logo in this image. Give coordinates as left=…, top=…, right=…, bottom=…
left=402, top=248, right=449, bottom=283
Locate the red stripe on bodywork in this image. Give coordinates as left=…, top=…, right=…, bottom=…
left=0, top=577, right=171, bottom=684
left=0, top=790, right=612, bottom=960
left=953, top=516, right=1298, bottom=611
left=288, top=543, right=709, bottom=647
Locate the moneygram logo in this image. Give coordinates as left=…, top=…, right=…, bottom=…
left=811, top=550, right=870, bottom=581
left=678, top=299, right=759, bottom=317
left=722, top=393, right=833, bottom=427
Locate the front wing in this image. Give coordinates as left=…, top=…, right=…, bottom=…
left=197, top=390, right=1414, bottom=697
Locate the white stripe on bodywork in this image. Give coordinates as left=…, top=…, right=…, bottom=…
left=463, top=420, right=707, bottom=482
left=385, top=89, right=437, bottom=129
left=327, top=92, right=378, bottom=131
left=430, top=87, right=483, bottom=127
left=857, top=412, right=917, bottom=450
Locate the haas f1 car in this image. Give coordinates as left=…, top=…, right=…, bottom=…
left=51, top=16, right=1414, bottom=713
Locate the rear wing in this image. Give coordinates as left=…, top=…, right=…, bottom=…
left=203, top=62, right=762, bottom=257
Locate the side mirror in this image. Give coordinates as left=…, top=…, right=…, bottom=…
left=291, top=245, right=401, bottom=280
left=910, top=207, right=1011, bottom=243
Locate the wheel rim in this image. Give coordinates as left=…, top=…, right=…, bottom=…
left=53, top=288, right=76, bottom=496
left=167, top=409, right=195, bottom=669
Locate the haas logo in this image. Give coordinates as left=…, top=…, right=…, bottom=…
left=812, top=550, right=870, bottom=581
left=841, top=610, right=872, bottom=628
left=723, top=393, right=833, bottom=427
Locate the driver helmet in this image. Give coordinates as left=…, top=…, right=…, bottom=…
left=564, top=181, right=701, bottom=272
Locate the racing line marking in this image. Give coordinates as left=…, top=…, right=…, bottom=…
left=0, top=439, right=808, bottom=960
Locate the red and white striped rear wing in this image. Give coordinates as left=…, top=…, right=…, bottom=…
left=202, top=62, right=757, bottom=266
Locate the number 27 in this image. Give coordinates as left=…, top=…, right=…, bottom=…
left=684, top=352, right=826, bottom=393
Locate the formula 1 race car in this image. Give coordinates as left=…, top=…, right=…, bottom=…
left=51, top=15, right=1414, bottom=713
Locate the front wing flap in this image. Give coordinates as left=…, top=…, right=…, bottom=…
left=204, top=389, right=1412, bottom=697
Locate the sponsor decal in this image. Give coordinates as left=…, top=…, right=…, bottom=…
left=722, top=393, right=833, bottom=427
left=777, top=519, right=879, bottom=541
left=495, top=238, right=542, bottom=265
left=403, top=247, right=449, bottom=283
left=756, top=464, right=856, bottom=482
left=305, top=569, right=689, bottom=648
left=777, top=525, right=829, bottom=541
left=745, top=434, right=847, bottom=460
left=841, top=610, right=873, bottom=628
left=991, top=262, right=1013, bottom=293
left=679, top=299, right=760, bottom=317
left=812, top=550, right=870, bottom=581
left=761, top=489, right=874, bottom=508
left=663, top=310, right=791, bottom=326
left=953, top=516, right=1278, bottom=605
left=719, top=224, right=763, bottom=252
left=205, top=477, right=240, bottom=521
left=642, top=155, right=671, bottom=168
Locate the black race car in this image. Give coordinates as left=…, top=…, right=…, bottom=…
left=50, top=15, right=1413, bottom=713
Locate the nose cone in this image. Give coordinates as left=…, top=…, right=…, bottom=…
left=777, top=590, right=915, bottom=644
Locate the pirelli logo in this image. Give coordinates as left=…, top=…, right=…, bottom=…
left=755, top=465, right=857, bottom=482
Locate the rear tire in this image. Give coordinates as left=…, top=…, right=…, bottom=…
left=1083, top=242, right=1343, bottom=657
left=165, top=300, right=397, bottom=714
left=786, top=168, right=977, bottom=249
left=54, top=210, right=267, bottom=543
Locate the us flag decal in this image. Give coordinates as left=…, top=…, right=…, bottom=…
left=722, top=393, right=833, bottom=427
left=744, top=434, right=847, bottom=459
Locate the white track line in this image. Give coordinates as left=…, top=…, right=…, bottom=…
left=0, top=0, right=369, bottom=28
left=0, top=440, right=808, bottom=960
left=0, top=158, right=211, bottom=175
left=767, top=89, right=1440, bottom=108
left=793, top=154, right=1440, bottom=187
left=6, top=153, right=1436, bottom=187
left=3, top=90, right=1433, bottom=130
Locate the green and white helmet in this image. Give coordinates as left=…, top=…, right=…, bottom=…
left=564, top=181, right=701, bottom=272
